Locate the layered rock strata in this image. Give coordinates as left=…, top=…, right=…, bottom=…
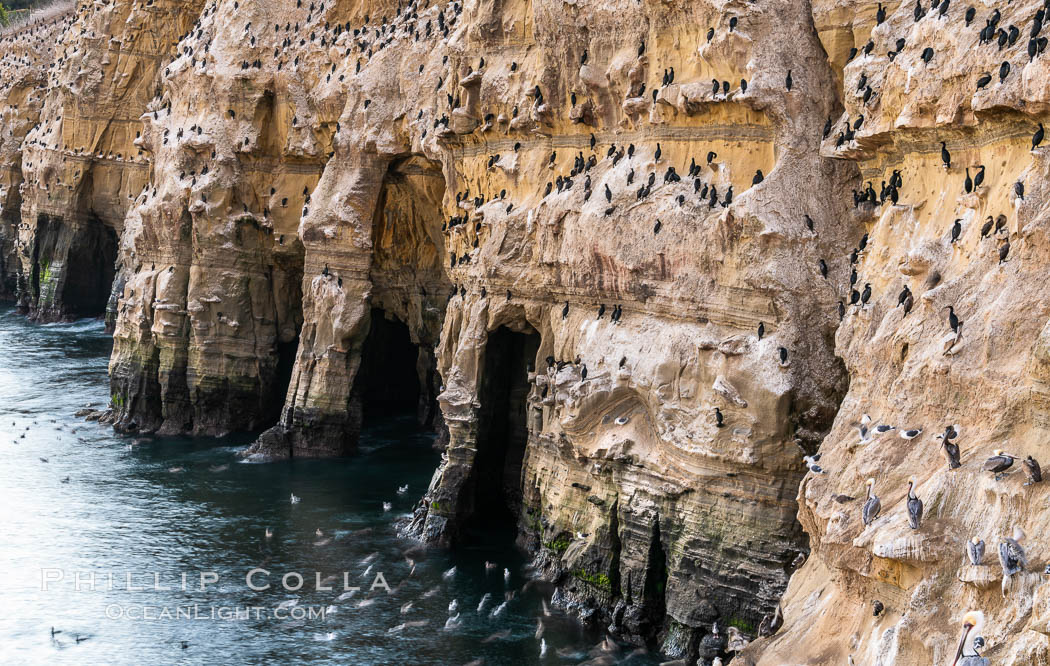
left=12, top=0, right=1050, bottom=663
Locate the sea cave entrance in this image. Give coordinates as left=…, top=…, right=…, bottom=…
left=33, top=213, right=117, bottom=318
left=354, top=308, right=439, bottom=429
left=468, top=325, right=541, bottom=532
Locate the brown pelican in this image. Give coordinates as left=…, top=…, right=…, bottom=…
left=906, top=479, right=923, bottom=529
left=1024, top=455, right=1042, bottom=485
left=862, top=478, right=881, bottom=526
left=757, top=604, right=783, bottom=637
left=984, top=450, right=1018, bottom=480
left=967, top=537, right=985, bottom=565
left=999, top=526, right=1027, bottom=596
left=952, top=610, right=989, bottom=665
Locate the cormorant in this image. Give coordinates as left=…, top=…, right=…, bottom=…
left=860, top=283, right=872, bottom=305
left=1034, top=123, right=1045, bottom=150
left=714, top=407, right=724, bottom=428
left=964, top=169, right=972, bottom=193
left=999, top=60, right=1010, bottom=82
left=561, top=301, right=569, bottom=319
left=654, top=143, right=661, bottom=162
left=950, top=218, right=962, bottom=243
left=940, top=141, right=951, bottom=169
left=946, top=305, right=960, bottom=332
left=976, top=72, right=992, bottom=89
left=980, top=216, right=994, bottom=238
left=1015, top=180, right=1025, bottom=200
left=785, top=70, right=793, bottom=91
left=973, top=165, right=985, bottom=187
left=757, top=322, right=765, bottom=339
left=999, top=238, right=1010, bottom=264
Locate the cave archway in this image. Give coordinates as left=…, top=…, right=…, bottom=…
left=353, top=308, right=434, bottom=426
left=32, top=213, right=117, bottom=318
left=467, top=325, right=541, bottom=532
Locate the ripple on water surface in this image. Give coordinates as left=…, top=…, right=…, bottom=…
left=0, top=307, right=659, bottom=665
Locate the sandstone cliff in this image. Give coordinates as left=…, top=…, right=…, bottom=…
left=4, top=0, right=1050, bottom=664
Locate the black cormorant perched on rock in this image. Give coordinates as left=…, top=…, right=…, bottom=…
left=752, top=169, right=763, bottom=185
left=785, top=70, right=792, bottom=90
left=561, top=301, right=569, bottom=319
left=597, top=304, right=605, bottom=319
left=654, top=143, right=661, bottom=162
left=964, top=169, right=972, bottom=193
left=876, top=2, right=886, bottom=24
left=946, top=305, right=960, bottom=332
left=940, top=141, right=951, bottom=169
left=976, top=72, right=992, bottom=89
left=921, top=47, right=934, bottom=65
left=981, top=216, right=994, bottom=238
left=860, top=283, right=872, bottom=306
left=999, top=60, right=1011, bottom=82
left=1034, top=123, right=1045, bottom=150
left=757, top=322, right=764, bottom=339
left=974, top=165, right=985, bottom=187
left=950, top=218, right=962, bottom=243
left=1015, top=180, right=1025, bottom=200
left=999, top=237, right=1010, bottom=264
left=819, top=259, right=828, bottom=278
left=714, top=407, right=724, bottom=428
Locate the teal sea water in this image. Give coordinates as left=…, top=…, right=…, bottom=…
left=0, top=306, right=662, bottom=665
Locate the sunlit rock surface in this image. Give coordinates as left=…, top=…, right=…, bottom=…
left=7, top=0, right=1050, bottom=663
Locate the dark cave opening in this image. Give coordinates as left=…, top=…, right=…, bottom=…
left=354, top=308, right=434, bottom=426
left=32, top=213, right=117, bottom=318
left=468, top=326, right=540, bottom=532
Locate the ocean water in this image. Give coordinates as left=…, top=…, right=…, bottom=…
left=0, top=306, right=659, bottom=665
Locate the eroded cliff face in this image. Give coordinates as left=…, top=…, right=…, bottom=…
left=9, top=0, right=1050, bottom=663
left=741, top=1, right=1050, bottom=664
